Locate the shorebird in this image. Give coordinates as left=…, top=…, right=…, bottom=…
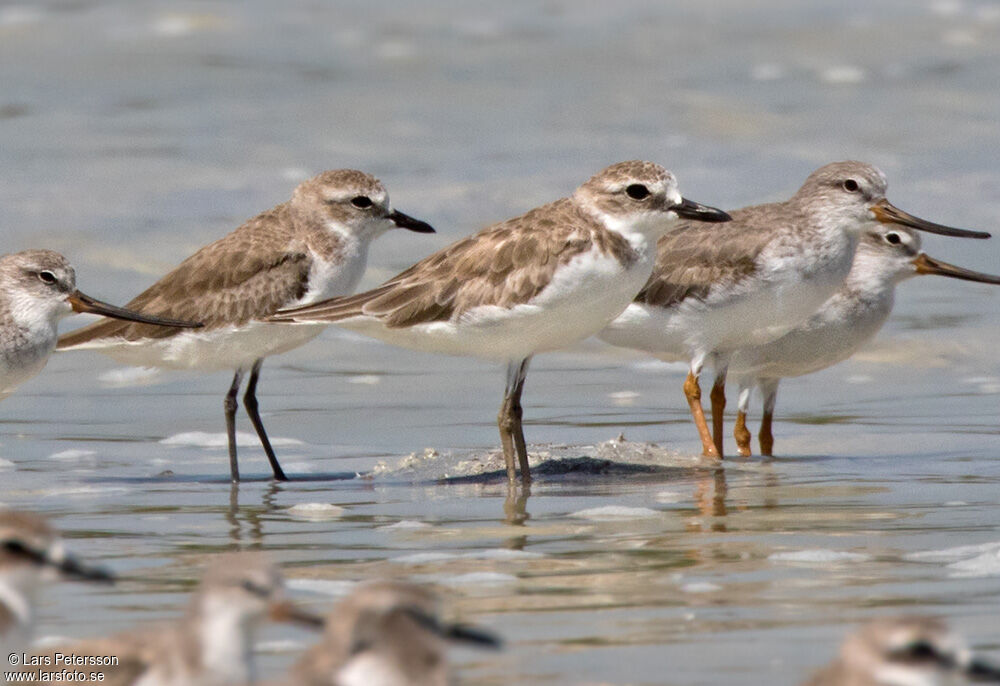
left=0, top=509, right=113, bottom=660
left=267, top=161, right=731, bottom=483
left=0, top=250, right=200, bottom=402
left=730, top=226, right=1000, bottom=457
left=57, top=170, right=434, bottom=482
left=802, top=616, right=1000, bottom=685
left=285, top=580, right=500, bottom=686
left=23, top=552, right=323, bottom=686
left=598, top=161, right=990, bottom=458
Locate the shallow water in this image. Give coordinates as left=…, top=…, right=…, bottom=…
left=1, top=0, right=1000, bottom=684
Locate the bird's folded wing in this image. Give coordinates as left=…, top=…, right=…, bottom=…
left=636, top=210, right=787, bottom=309
left=58, top=212, right=311, bottom=348
left=269, top=198, right=631, bottom=328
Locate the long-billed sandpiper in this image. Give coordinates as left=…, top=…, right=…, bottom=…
left=285, top=581, right=499, bottom=686
left=731, top=225, right=1000, bottom=456
left=22, top=552, right=322, bottom=685
left=0, top=250, right=200, bottom=402
left=598, top=162, right=990, bottom=458
left=802, top=616, right=1000, bottom=685
left=57, top=170, right=434, bottom=482
left=267, top=161, right=731, bottom=483
left=0, top=510, right=113, bottom=660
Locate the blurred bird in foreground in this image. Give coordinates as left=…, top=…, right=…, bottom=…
left=21, top=552, right=321, bottom=686
left=803, top=616, right=1000, bottom=685
left=283, top=580, right=501, bottom=686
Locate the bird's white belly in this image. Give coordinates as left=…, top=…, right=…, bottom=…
left=731, top=296, right=891, bottom=380
left=601, top=232, right=857, bottom=362
left=597, top=302, right=689, bottom=361
left=63, top=244, right=363, bottom=373
left=336, top=249, right=653, bottom=362
left=96, top=322, right=327, bottom=372
left=602, top=270, right=848, bottom=363
left=681, top=281, right=831, bottom=354
left=337, top=654, right=424, bottom=686
left=0, top=333, right=55, bottom=400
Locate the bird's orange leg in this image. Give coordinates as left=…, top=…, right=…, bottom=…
left=734, top=410, right=752, bottom=457
left=684, top=372, right=720, bottom=458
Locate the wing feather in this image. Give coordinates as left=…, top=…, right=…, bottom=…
left=269, top=198, right=638, bottom=328
left=58, top=205, right=312, bottom=349
left=635, top=203, right=798, bottom=309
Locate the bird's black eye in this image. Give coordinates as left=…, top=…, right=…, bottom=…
left=843, top=179, right=860, bottom=193
left=626, top=184, right=650, bottom=200
left=885, top=232, right=902, bottom=245
left=351, top=196, right=373, bottom=209
left=38, top=271, right=58, bottom=285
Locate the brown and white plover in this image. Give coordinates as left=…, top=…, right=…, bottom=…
left=802, top=616, right=1000, bottom=685
left=0, top=509, right=113, bottom=660
left=267, top=161, right=730, bottom=483
left=284, top=580, right=499, bottom=686
left=22, top=552, right=322, bottom=686
left=57, top=170, right=434, bottom=482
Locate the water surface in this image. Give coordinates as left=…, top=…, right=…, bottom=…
left=1, top=1, right=999, bottom=683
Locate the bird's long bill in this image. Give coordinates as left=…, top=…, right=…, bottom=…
left=441, top=621, right=503, bottom=649
left=389, top=209, right=436, bottom=233
left=50, top=550, right=116, bottom=584
left=4, top=540, right=116, bottom=584
left=68, top=291, right=203, bottom=328
left=268, top=599, right=325, bottom=630
left=912, top=253, right=1000, bottom=285
left=672, top=197, right=732, bottom=223
left=401, top=607, right=503, bottom=649
left=871, top=199, right=991, bottom=239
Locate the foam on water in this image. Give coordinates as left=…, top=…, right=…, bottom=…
left=97, top=366, right=163, bottom=387
left=768, top=550, right=872, bottom=564
left=570, top=506, right=661, bottom=520
left=378, top=520, right=434, bottom=530
left=905, top=541, right=1000, bottom=563
left=160, top=432, right=304, bottom=449
left=947, top=550, right=1000, bottom=578
left=49, top=449, right=97, bottom=460
left=654, top=490, right=686, bottom=504
left=286, top=503, right=346, bottom=521
left=40, top=485, right=132, bottom=499
left=392, top=552, right=460, bottom=564
left=286, top=578, right=357, bottom=597
left=392, top=549, right=543, bottom=564
left=437, top=572, right=519, bottom=587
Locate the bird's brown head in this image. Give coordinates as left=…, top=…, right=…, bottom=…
left=292, top=169, right=435, bottom=240
left=574, top=160, right=730, bottom=239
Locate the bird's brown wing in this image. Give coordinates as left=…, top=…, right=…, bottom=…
left=269, top=198, right=635, bottom=328
left=58, top=205, right=312, bottom=348
left=636, top=204, right=794, bottom=309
